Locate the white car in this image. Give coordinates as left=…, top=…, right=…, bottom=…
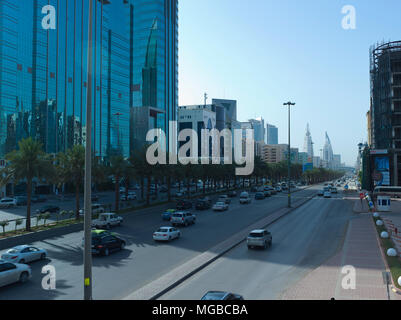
left=324, top=191, right=332, bottom=198
left=0, top=260, right=32, bottom=287
left=1, top=245, right=47, bottom=264
left=92, top=213, right=123, bottom=229
left=153, top=227, right=181, bottom=242
left=239, top=192, right=252, bottom=204
left=213, top=201, right=229, bottom=211
left=0, top=198, right=17, bottom=208
left=79, top=204, right=105, bottom=216
left=121, top=192, right=137, bottom=201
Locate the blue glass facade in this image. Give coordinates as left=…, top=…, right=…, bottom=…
left=0, top=0, right=178, bottom=159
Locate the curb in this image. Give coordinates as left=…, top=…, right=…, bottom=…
left=124, top=191, right=317, bottom=300
left=371, top=216, right=401, bottom=296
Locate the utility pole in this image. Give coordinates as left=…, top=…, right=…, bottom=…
left=283, top=101, right=295, bottom=208
left=204, top=93, right=208, bottom=106
left=84, top=0, right=94, bottom=301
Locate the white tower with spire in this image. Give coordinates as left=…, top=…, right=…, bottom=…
left=303, top=123, right=314, bottom=159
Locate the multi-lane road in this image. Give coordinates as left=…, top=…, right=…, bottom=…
left=0, top=185, right=353, bottom=300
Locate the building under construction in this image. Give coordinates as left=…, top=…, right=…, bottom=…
left=367, top=41, right=401, bottom=187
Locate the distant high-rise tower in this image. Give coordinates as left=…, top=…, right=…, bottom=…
left=266, top=124, right=278, bottom=145
left=323, top=132, right=334, bottom=167
left=303, top=124, right=314, bottom=159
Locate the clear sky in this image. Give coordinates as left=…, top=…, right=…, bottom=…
left=178, top=0, right=401, bottom=166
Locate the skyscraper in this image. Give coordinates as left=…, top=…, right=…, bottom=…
left=0, top=0, right=178, bottom=159
left=249, top=117, right=265, bottom=142
left=323, top=132, right=334, bottom=167
left=303, top=123, right=314, bottom=159
left=266, top=124, right=278, bottom=145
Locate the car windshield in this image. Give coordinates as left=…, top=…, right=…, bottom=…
left=7, top=249, right=19, bottom=254
left=216, top=202, right=224, bottom=206
left=249, top=232, right=263, bottom=238
left=172, top=214, right=183, bottom=217
left=202, top=292, right=226, bottom=300
left=100, top=215, right=108, bottom=221
left=157, top=228, right=169, bottom=233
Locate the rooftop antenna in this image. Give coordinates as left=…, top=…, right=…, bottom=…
left=204, top=92, right=208, bottom=106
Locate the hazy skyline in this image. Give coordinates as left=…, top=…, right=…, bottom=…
left=178, top=0, right=401, bottom=166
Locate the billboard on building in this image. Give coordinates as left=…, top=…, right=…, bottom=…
left=373, top=157, right=390, bottom=186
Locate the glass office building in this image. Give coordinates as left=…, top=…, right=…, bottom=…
left=0, top=0, right=178, bottom=159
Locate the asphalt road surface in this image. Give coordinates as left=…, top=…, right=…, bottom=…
left=0, top=186, right=319, bottom=300
left=159, top=192, right=354, bottom=300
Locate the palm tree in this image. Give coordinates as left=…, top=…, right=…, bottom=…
left=108, top=155, right=128, bottom=212
left=0, top=138, right=53, bottom=231
left=55, top=145, right=85, bottom=220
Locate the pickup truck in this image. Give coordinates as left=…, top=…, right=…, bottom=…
left=247, top=229, right=272, bottom=249
left=91, top=213, right=123, bottom=229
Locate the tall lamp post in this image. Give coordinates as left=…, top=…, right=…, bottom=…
left=283, top=101, right=296, bottom=208
left=84, top=0, right=94, bottom=300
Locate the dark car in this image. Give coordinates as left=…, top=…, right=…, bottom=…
left=31, top=195, right=47, bottom=203
left=176, top=200, right=192, bottom=210
left=201, top=291, right=244, bottom=300
left=263, top=189, right=272, bottom=197
left=91, top=234, right=126, bottom=256
left=255, top=192, right=265, bottom=200
left=15, top=196, right=28, bottom=206
left=196, top=199, right=211, bottom=210
left=228, top=191, right=237, bottom=198
left=36, top=205, right=60, bottom=214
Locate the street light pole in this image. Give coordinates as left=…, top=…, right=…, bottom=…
left=283, top=101, right=295, bottom=208
left=84, top=0, right=94, bottom=301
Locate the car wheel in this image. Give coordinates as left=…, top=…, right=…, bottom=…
left=19, top=259, right=25, bottom=264
left=103, top=248, right=110, bottom=256
left=247, top=245, right=251, bottom=250
left=269, top=240, right=272, bottom=247
left=263, top=242, right=267, bottom=249
left=19, top=272, right=29, bottom=283
left=168, top=236, right=172, bottom=241
left=120, top=242, right=126, bottom=250
left=40, top=253, right=46, bottom=260
left=106, top=223, right=111, bottom=230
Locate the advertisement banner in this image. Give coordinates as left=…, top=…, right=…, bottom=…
left=373, top=157, right=390, bottom=186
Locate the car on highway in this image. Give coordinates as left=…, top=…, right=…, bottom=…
left=263, top=189, right=272, bottom=197
left=171, top=211, right=196, bottom=227
left=218, top=195, right=231, bottom=204
left=176, top=199, right=192, bottom=210
left=195, top=199, right=211, bottom=210
left=91, top=233, right=126, bottom=256
left=36, top=205, right=60, bottom=214
left=79, top=203, right=105, bottom=216
left=31, top=195, right=47, bottom=203
left=201, top=291, right=244, bottom=300
left=0, top=260, right=31, bottom=287
left=318, top=190, right=324, bottom=197
left=330, top=187, right=338, bottom=194
left=121, top=192, right=137, bottom=201
left=162, top=209, right=177, bottom=221
left=153, top=227, right=181, bottom=242
left=228, top=191, right=237, bottom=198
left=91, top=213, right=123, bottom=229
left=1, top=245, right=47, bottom=264
left=212, top=201, right=228, bottom=211
left=15, top=196, right=27, bottom=206
left=81, top=229, right=117, bottom=247
left=247, top=229, right=272, bottom=249
left=324, top=191, right=332, bottom=198
left=255, top=192, right=265, bottom=200
left=0, top=198, right=17, bottom=208
left=275, top=186, right=282, bottom=192
left=239, top=192, right=252, bottom=204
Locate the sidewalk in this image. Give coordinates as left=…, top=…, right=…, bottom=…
left=281, top=215, right=397, bottom=300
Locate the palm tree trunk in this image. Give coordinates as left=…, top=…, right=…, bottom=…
left=115, top=176, right=120, bottom=212
left=75, top=183, right=80, bottom=220
left=167, top=175, right=171, bottom=202
left=26, top=179, right=32, bottom=232
left=141, top=176, right=144, bottom=200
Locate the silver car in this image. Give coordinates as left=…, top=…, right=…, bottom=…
left=1, top=245, right=47, bottom=264
left=247, top=229, right=272, bottom=249
left=0, top=260, right=31, bottom=287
